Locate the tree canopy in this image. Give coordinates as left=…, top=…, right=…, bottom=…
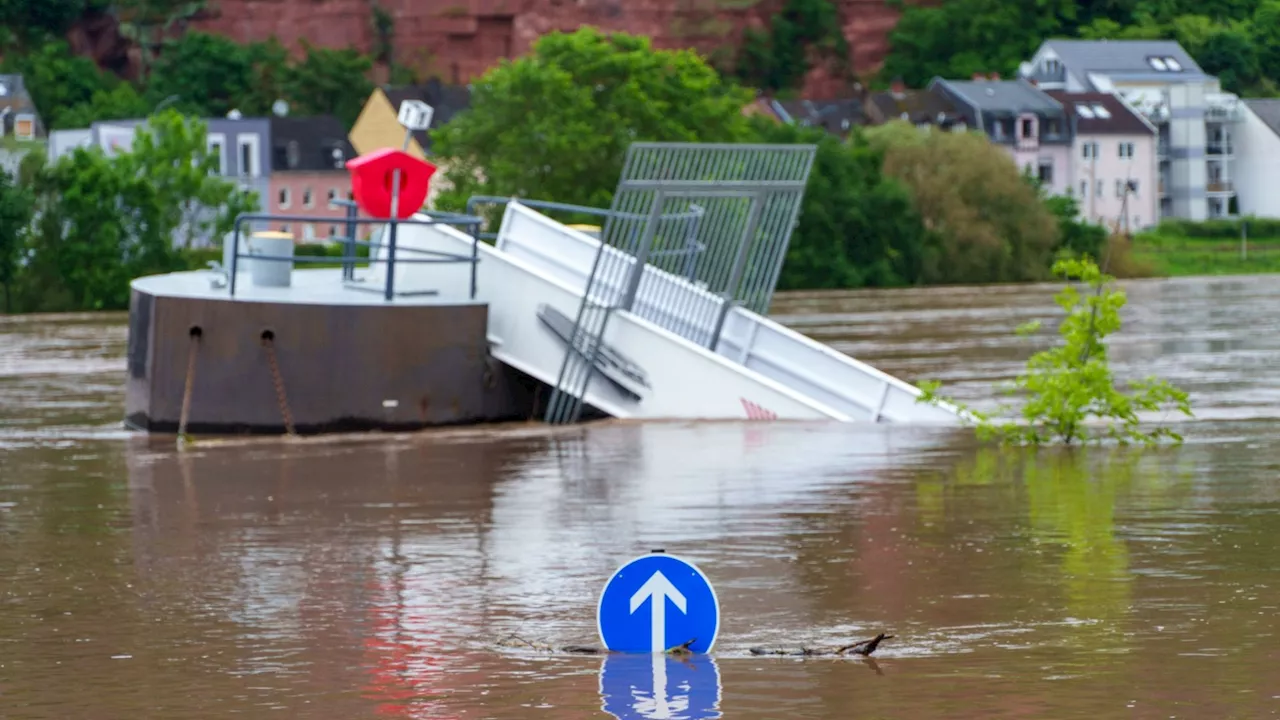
left=10, top=110, right=257, bottom=312
left=880, top=0, right=1280, bottom=97
left=431, top=27, right=755, bottom=211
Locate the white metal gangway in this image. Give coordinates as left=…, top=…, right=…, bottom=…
left=372, top=201, right=962, bottom=424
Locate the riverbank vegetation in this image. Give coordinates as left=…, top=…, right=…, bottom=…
left=0, top=110, right=255, bottom=313
left=433, top=28, right=1115, bottom=293
left=918, top=256, right=1194, bottom=446
left=880, top=0, right=1280, bottom=98
left=0, top=23, right=1259, bottom=316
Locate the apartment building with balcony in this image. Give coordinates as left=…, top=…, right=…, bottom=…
left=928, top=76, right=1073, bottom=196
left=1045, top=91, right=1158, bottom=232
left=1020, top=39, right=1242, bottom=220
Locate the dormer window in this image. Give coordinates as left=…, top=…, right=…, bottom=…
left=1148, top=57, right=1168, bottom=71
left=1044, top=59, right=1061, bottom=74
left=1020, top=116, right=1035, bottom=139
left=1147, top=56, right=1183, bottom=72
left=1092, top=103, right=1111, bottom=118
left=1165, top=57, right=1182, bottom=71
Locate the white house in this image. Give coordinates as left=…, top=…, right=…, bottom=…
left=1235, top=99, right=1280, bottom=218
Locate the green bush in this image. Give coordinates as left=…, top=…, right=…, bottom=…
left=1154, top=216, right=1280, bottom=240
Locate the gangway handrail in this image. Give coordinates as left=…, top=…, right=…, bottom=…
left=464, top=195, right=709, bottom=277
left=226, top=210, right=486, bottom=301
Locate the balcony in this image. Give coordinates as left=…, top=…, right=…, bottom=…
left=1157, top=141, right=1169, bottom=159
left=1206, top=141, right=1234, bottom=156
left=1158, top=179, right=1167, bottom=195
left=1206, top=180, right=1234, bottom=193
left=1205, top=93, right=1245, bottom=122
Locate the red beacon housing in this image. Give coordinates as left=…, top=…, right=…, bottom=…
left=345, top=148, right=437, bottom=220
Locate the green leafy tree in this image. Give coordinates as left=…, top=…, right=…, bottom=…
left=754, top=120, right=927, bottom=289
left=0, top=40, right=119, bottom=129
left=0, top=170, right=32, bottom=312
left=146, top=32, right=252, bottom=117
left=918, top=256, right=1193, bottom=445
left=432, top=27, right=754, bottom=212
left=20, top=109, right=257, bottom=311
left=115, top=0, right=208, bottom=79
left=283, top=41, right=374, bottom=128
left=733, top=0, right=850, bottom=93
left=865, top=121, right=1061, bottom=284
left=880, top=0, right=1078, bottom=87
left=56, top=82, right=151, bottom=129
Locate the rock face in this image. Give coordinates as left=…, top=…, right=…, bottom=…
left=190, top=0, right=901, bottom=98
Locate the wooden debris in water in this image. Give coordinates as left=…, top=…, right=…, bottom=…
left=748, top=633, right=895, bottom=657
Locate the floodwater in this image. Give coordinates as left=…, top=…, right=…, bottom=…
left=1, top=275, right=1279, bottom=719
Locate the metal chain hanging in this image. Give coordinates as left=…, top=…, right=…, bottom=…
left=177, top=328, right=201, bottom=445
left=261, top=332, right=297, bottom=436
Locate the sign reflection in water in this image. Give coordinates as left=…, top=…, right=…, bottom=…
left=599, top=652, right=722, bottom=720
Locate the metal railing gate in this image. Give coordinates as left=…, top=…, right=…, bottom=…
left=543, top=142, right=817, bottom=425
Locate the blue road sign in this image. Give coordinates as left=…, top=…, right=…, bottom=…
left=597, top=553, right=720, bottom=654
left=600, top=652, right=722, bottom=720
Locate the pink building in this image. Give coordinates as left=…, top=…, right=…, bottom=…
left=1046, top=91, right=1159, bottom=233
left=929, top=76, right=1075, bottom=197
left=266, top=115, right=356, bottom=243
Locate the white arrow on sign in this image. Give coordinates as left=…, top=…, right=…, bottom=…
left=629, top=571, right=688, bottom=654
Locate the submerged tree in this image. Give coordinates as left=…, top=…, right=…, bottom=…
left=918, top=256, right=1193, bottom=445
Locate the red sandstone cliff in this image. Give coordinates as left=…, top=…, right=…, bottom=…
left=189, top=0, right=902, bottom=98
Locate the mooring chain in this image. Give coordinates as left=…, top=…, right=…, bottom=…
left=177, top=329, right=201, bottom=442
left=262, top=333, right=297, bottom=436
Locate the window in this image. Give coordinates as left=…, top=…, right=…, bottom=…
left=278, top=187, right=290, bottom=209
left=1165, top=57, right=1182, bottom=71
left=302, top=224, right=315, bottom=241
left=1134, top=216, right=1141, bottom=228
left=1044, top=119, right=1061, bottom=136
left=1020, top=117, right=1034, bottom=138
left=1091, top=104, right=1111, bottom=119
left=1038, top=162, right=1053, bottom=184
left=14, top=114, right=34, bottom=140
left=1082, top=142, right=1099, bottom=159
left=280, top=223, right=291, bottom=234
left=328, top=225, right=338, bottom=239
left=1077, top=104, right=1095, bottom=119
left=1147, top=56, right=1168, bottom=71
left=1116, top=179, right=1125, bottom=197
left=1080, top=180, right=1087, bottom=196
left=1095, top=180, right=1103, bottom=197
left=207, top=133, right=226, bottom=174
left=236, top=134, right=260, bottom=177
left=1044, top=58, right=1061, bottom=74
left=1129, top=180, right=1139, bottom=197
left=303, top=188, right=313, bottom=208
left=327, top=188, right=339, bottom=206
left=1119, top=142, right=1134, bottom=159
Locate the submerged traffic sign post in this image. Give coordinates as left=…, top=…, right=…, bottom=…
left=597, top=552, right=720, bottom=653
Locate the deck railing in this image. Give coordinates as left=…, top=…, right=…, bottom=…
left=225, top=206, right=486, bottom=301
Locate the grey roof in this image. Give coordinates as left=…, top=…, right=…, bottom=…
left=1245, top=99, right=1280, bottom=137
left=936, top=79, right=1062, bottom=113
left=1040, top=39, right=1205, bottom=77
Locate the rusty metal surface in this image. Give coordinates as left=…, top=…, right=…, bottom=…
left=125, top=291, right=536, bottom=434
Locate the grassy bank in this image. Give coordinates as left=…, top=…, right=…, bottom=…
left=1131, top=232, right=1280, bottom=277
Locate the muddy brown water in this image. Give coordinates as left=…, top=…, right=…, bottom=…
left=1, top=276, right=1279, bottom=718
